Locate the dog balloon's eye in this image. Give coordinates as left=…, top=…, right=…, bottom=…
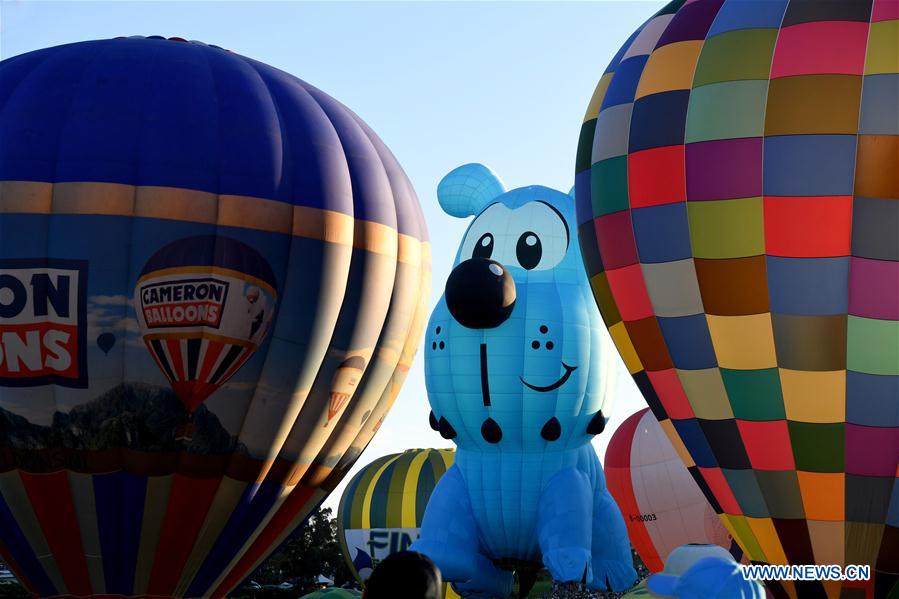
left=516, top=231, right=542, bottom=270
left=473, top=233, right=494, bottom=259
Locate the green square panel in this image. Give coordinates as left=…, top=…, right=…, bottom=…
left=727, top=516, right=767, bottom=560
left=754, top=470, right=806, bottom=519
left=693, top=28, right=778, bottom=87
left=847, top=316, right=899, bottom=375
left=721, top=368, right=786, bottom=420
left=576, top=119, right=597, bottom=174
left=789, top=421, right=845, bottom=473
left=686, top=80, right=768, bottom=143
left=590, top=156, right=629, bottom=217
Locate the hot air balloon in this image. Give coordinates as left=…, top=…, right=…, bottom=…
left=410, top=165, right=635, bottom=597
left=96, top=333, right=116, bottom=356
left=0, top=36, right=429, bottom=598
left=575, top=1, right=897, bottom=597
left=337, top=449, right=459, bottom=599
left=606, top=408, right=743, bottom=572
left=135, top=235, right=279, bottom=440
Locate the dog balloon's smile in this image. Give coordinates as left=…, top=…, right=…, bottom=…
left=521, top=363, right=578, bottom=393
left=412, top=163, right=635, bottom=598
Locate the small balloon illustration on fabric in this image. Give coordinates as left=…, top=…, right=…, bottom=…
left=96, top=333, right=116, bottom=356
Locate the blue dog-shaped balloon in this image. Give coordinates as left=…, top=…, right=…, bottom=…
left=411, top=164, right=636, bottom=598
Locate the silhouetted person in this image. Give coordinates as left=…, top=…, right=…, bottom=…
left=363, top=551, right=442, bottom=599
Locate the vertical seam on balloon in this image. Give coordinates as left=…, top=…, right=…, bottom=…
left=330, top=235, right=428, bottom=482
left=125, top=39, right=169, bottom=593
left=0, top=47, right=54, bottom=595
left=659, top=0, right=767, bottom=565
left=46, top=41, right=119, bottom=598
left=381, top=454, right=404, bottom=529
left=182, top=55, right=297, bottom=598
left=20, top=51, right=66, bottom=599
left=623, top=412, right=654, bottom=570
left=297, top=90, right=398, bottom=457
left=666, top=2, right=763, bottom=564
left=361, top=454, right=401, bottom=531
left=552, top=278, right=567, bottom=448
left=402, top=448, right=430, bottom=529
left=99, top=39, right=152, bottom=593
left=519, top=442, right=548, bottom=553
left=0, top=475, right=54, bottom=595
left=248, top=81, right=356, bottom=518
left=756, top=0, right=808, bottom=561
left=730, top=0, right=793, bottom=567
left=571, top=282, right=591, bottom=448
left=681, top=3, right=743, bottom=539
left=625, top=1, right=698, bottom=428
left=210, top=56, right=281, bottom=486
left=310, top=110, right=407, bottom=492
left=208, top=485, right=319, bottom=599
left=842, top=2, right=878, bottom=572
left=167, top=45, right=232, bottom=598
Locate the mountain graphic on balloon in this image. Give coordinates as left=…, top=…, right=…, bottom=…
left=134, top=235, right=278, bottom=436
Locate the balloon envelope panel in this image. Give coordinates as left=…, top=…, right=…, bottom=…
left=337, top=449, right=459, bottom=599
left=605, top=408, right=740, bottom=572
left=0, top=37, right=428, bottom=598
left=576, top=1, right=897, bottom=596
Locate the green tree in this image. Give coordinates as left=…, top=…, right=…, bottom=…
left=252, top=508, right=354, bottom=591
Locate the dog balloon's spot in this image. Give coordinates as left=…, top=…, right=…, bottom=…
left=540, top=417, right=562, bottom=441
left=438, top=416, right=457, bottom=439
left=481, top=418, right=503, bottom=444
left=429, top=410, right=439, bottom=431
left=587, top=410, right=606, bottom=435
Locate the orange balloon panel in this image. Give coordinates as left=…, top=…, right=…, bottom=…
left=605, top=408, right=739, bottom=572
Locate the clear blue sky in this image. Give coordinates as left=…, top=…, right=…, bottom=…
left=1, top=0, right=665, bottom=511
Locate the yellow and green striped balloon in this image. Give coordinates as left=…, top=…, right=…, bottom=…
left=337, top=449, right=459, bottom=599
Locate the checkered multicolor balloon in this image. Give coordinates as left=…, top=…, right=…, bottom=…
left=575, top=1, right=897, bottom=597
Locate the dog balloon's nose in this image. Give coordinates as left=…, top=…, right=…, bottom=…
left=445, top=258, right=516, bottom=329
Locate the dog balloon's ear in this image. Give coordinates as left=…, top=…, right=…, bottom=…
left=437, top=163, right=506, bottom=218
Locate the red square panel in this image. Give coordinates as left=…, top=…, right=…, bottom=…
left=764, top=196, right=852, bottom=257
left=698, top=466, right=742, bottom=514
left=737, top=420, right=796, bottom=470
left=628, top=145, right=687, bottom=208
left=771, top=21, right=869, bottom=77
left=594, top=211, right=639, bottom=270
left=606, top=264, right=655, bottom=321
left=647, top=368, right=695, bottom=419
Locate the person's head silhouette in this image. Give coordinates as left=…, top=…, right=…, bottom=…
left=363, top=551, right=442, bottom=599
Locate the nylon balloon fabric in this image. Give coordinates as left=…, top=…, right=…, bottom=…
left=575, top=1, right=897, bottom=598
left=337, top=448, right=460, bottom=599
left=605, top=408, right=742, bottom=572
left=410, top=164, right=635, bottom=597
left=0, top=36, right=429, bottom=597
